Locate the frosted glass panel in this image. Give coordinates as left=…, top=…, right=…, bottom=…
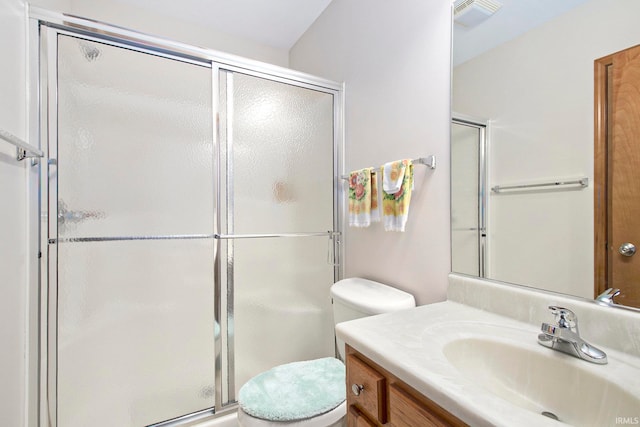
left=219, top=72, right=336, bottom=398
left=451, top=123, right=480, bottom=276
left=227, top=73, right=334, bottom=234
left=57, top=240, right=215, bottom=427
left=57, top=36, right=213, bottom=238
left=231, top=238, right=335, bottom=395
left=55, top=35, right=215, bottom=427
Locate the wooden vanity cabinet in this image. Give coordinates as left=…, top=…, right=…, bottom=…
left=348, top=405, right=378, bottom=427
left=345, top=345, right=467, bottom=427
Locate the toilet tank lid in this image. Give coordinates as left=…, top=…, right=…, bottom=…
left=330, top=278, right=416, bottom=315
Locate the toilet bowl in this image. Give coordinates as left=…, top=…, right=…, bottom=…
left=237, top=278, right=415, bottom=427
left=238, top=395, right=346, bottom=427
left=238, top=403, right=346, bottom=427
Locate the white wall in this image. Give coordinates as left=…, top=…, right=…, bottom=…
left=64, top=0, right=289, bottom=67
left=0, top=3, right=29, bottom=425
left=290, top=0, right=452, bottom=305
left=0, top=1, right=71, bottom=425
left=453, top=0, right=640, bottom=299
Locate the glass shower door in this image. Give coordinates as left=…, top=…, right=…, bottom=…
left=217, top=71, right=337, bottom=403
left=451, top=120, right=486, bottom=276
left=52, top=34, right=215, bottom=427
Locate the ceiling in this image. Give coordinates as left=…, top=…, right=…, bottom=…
left=453, top=0, right=590, bottom=66
left=113, top=0, right=333, bottom=50
left=109, top=0, right=591, bottom=66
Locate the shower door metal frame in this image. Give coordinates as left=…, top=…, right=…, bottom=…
left=451, top=114, right=489, bottom=278
left=31, top=7, right=344, bottom=427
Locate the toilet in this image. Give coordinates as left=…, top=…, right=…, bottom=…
left=237, top=277, right=416, bottom=427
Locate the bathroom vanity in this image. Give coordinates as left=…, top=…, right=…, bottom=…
left=336, top=274, right=640, bottom=427
left=346, top=345, right=465, bottom=426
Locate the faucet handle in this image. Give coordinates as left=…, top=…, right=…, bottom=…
left=548, top=306, right=578, bottom=330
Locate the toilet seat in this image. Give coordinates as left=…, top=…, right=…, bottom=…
left=237, top=358, right=346, bottom=426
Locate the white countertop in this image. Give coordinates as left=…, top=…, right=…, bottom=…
left=336, top=300, right=640, bottom=427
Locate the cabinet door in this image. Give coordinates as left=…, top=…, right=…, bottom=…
left=348, top=405, right=377, bottom=427
left=389, top=384, right=449, bottom=427
left=346, top=354, right=387, bottom=424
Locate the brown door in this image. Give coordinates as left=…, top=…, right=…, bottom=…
left=595, top=44, right=640, bottom=308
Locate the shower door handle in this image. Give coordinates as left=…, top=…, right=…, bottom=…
left=57, top=202, right=104, bottom=225
left=214, top=231, right=340, bottom=239
left=213, top=231, right=341, bottom=266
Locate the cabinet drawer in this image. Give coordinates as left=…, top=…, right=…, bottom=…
left=346, top=354, right=387, bottom=424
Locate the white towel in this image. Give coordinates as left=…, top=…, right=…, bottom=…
left=382, top=160, right=407, bottom=194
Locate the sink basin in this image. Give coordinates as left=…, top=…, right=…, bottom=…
left=338, top=300, right=640, bottom=427
left=443, top=335, right=640, bottom=426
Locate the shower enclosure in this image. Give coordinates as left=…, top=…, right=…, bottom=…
left=451, top=117, right=487, bottom=277
left=34, top=10, right=343, bottom=427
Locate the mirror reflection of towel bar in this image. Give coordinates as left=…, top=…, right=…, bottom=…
left=491, top=177, right=588, bottom=193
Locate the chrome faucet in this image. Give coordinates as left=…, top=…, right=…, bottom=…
left=537, top=306, right=608, bottom=364
left=596, top=288, right=621, bottom=305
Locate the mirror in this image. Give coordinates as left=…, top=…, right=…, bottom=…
left=451, top=0, right=640, bottom=309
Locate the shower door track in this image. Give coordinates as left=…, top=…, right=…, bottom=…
left=31, top=7, right=344, bottom=427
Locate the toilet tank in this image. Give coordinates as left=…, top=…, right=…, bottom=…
left=330, top=278, right=416, bottom=360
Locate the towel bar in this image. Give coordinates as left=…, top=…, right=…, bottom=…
left=341, top=155, right=436, bottom=180
left=0, top=128, right=44, bottom=160
left=491, top=178, right=588, bottom=193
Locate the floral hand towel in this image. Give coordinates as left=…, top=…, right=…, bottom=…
left=382, top=160, right=413, bottom=232
left=348, top=167, right=380, bottom=227
left=382, top=159, right=406, bottom=193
